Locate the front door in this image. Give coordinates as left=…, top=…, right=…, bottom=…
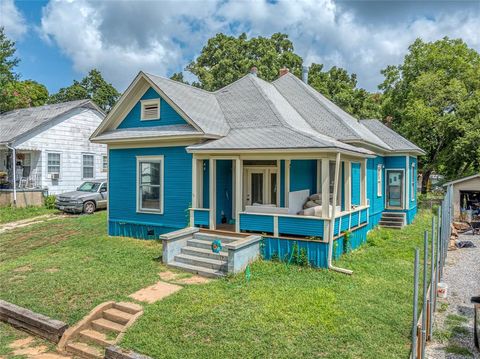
left=244, top=168, right=278, bottom=206
left=386, top=170, right=404, bottom=209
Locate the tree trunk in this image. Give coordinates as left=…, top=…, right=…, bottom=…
left=421, top=169, right=431, bottom=194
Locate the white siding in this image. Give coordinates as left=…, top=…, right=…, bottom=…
left=16, top=108, right=107, bottom=194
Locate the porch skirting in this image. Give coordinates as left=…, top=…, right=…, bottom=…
left=0, top=189, right=44, bottom=208
left=108, top=219, right=180, bottom=240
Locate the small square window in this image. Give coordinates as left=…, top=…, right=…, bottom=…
left=102, top=155, right=108, bottom=172
left=141, top=99, right=160, bottom=120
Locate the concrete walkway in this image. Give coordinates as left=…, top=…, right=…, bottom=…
left=427, top=233, right=480, bottom=359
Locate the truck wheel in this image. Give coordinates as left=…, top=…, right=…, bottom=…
left=83, top=201, right=96, bottom=214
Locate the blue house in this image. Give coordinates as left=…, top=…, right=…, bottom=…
left=91, top=68, right=424, bottom=277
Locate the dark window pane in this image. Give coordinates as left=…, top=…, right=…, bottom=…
left=141, top=162, right=161, bottom=185
left=141, top=186, right=160, bottom=210
left=271, top=173, right=277, bottom=205
left=251, top=173, right=263, bottom=204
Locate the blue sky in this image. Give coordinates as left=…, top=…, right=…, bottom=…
left=1, top=0, right=479, bottom=94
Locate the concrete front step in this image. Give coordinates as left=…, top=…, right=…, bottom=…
left=168, top=261, right=225, bottom=278
left=380, top=219, right=404, bottom=224
left=91, top=318, right=124, bottom=333
left=187, top=238, right=229, bottom=252
left=103, top=308, right=132, bottom=325
left=174, top=253, right=227, bottom=271
left=113, top=302, right=142, bottom=315
left=181, top=246, right=228, bottom=261
left=193, top=232, right=238, bottom=244
left=379, top=222, right=404, bottom=228
left=79, top=329, right=113, bottom=347
left=66, top=341, right=103, bottom=359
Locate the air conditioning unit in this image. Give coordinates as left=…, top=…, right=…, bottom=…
left=50, top=173, right=59, bottom=180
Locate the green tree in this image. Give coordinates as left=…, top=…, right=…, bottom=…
left=308, top=63, right=381, bottom=119
left=0, top=27, right=20, bottom=112
left=49, top=69, right=120, bottom=112
left=0, top=80, right=49, bottom=112
left=186, top=33, right=303, bottom=91
left=380, top=37, right=480, bottom=192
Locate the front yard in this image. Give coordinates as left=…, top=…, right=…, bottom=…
left=0, top=205, right=57, bottom=224
left=0, top=210, right=434, bottom=358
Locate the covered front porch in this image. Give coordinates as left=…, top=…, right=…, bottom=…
left=0, top=147, right=42, bottom=190
left=189, top=152, right=370, bottom=242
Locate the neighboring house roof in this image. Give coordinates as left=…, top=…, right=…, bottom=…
left=0, top=99, right=102, bottom=145
left=360, top=119, right=425, bottom=154
left=92, top=70, right=424, bottom=157
left=93, top=124, right=203, bottom=142
left=443, top=173, right=480, bottom=187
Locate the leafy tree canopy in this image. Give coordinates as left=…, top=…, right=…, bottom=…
left=48, top=69, right=120, bottom=112
left=0, top=80, right=49, bottom=113
left=380, top=37, right=480, bottom=191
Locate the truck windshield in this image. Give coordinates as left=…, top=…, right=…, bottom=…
left=78, top=182, right=100, bottom=192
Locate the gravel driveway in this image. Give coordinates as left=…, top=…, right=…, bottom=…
left=427, top=233, right=480, bottom=359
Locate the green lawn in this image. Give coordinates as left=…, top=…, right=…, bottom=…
left=0, top=205, right=57, bottom=224
left=0, top=209, right=434, bottom=358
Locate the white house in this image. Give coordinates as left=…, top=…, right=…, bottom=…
left=0, top=100, right=107, bottom=204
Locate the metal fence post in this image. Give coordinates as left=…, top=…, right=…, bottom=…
left=412, top=248, right=420, bottom=359
left=429, top=216, right=435, bottom=340
left=421, top=231, right=428, bottom=359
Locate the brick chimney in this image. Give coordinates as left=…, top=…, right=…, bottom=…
left=279, top=67, right=289, bottom=77
left=250, top=66, right=258, bottom=77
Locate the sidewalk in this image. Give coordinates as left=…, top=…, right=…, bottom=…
left=427, top=233, right=480, bottom=359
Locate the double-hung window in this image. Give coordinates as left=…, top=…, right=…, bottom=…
left=102, top=155, right=108, bottom=172
left=137, top=156, right=163, bottom=213
left=82, top=154, right=94, bottom=179
left=47, top=153, right=61, bottom=175
left=377, top=164, right=382, bottom=197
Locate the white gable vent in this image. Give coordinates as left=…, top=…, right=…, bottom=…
left=141, top=99, right=160, bottom=120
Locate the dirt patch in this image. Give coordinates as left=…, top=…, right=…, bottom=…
left=13, top=265, right=32, bottom=272
left=12, top=345, right=49, bottom=356
left=34, top=353, right=71, bottom=359
left=129, top=281, right=183, bottom=304
left=44, top=268, right=59, bottom=273
left=175, top=276, right=211, bottom=285
left=158, top=271, right=181, bottom=281
left=9, top=336, right=35, bottom=348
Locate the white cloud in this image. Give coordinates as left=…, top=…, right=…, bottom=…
left=39, top=0, right=480, bottom=91
left=0, top=0, right=28, bottom=40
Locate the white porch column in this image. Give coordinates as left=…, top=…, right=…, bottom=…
left=344, top=160, right=351, bottom=211
left=321, top=158, right=330, bottom=218
left=360, top=159, right=367, bottom=206
left=191, top=156, right=198, bottom=208
left=285, top=159, right=291, bottom=207
left=234, top=158, right=242, bottom=232
left=209, top=158, right=216, bottom=230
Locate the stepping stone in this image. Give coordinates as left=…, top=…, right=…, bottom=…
left=159, top=270, right=181, bottom=281
left=129, top=281, right=183, bottom=304
left=175, top=275, right=211, bottom=285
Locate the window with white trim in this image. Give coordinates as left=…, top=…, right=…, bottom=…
left=411, top=163, right=415, bottom=201
left=102, top=155, right=108, bottom=172
left=377, top=164, right=382, bottom=196
left=82, top=154, right=94, bottom=179
left=47, top=153, right=60, bottom=174
left=140, top=99, right=160, bottom=120
left=137, top=156, right=163, bottom=213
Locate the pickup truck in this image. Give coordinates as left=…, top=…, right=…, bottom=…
left=55, top=180, right=108, bottom=214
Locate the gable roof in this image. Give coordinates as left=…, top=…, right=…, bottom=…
left=360, top=119, right=425, bottom=154
left=443, top=173, right=480, bottom=187
left=91, top=71, right=424, bottom=157
left=0, top=99, right=102, bottom=145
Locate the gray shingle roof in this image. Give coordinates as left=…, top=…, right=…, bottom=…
left=360, top=119, right=425, bottom=154
left=145, top=73, right=229, bottom=136
left=93, top=124, right=201, bottom=141
left=0, top=99, right=99, bottom=144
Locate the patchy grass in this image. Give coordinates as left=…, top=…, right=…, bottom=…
left=0, top=211, right=163, bottom=324
left=0, top=205, right=57, bottom=224
left=121, top=210, right=434, bottom=359
left=445, top=344, right=473, bottom=356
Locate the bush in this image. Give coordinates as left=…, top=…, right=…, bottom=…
left=44, top=195, right=56, bottom=209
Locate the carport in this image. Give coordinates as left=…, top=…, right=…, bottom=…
left=444, top=173, right=480, bottom=220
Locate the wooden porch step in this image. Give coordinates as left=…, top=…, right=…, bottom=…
left=66, top=341, right=103, bottom=359
left=79, top=329, right=114, bottom=347
left=103, top=308, right=132, bottom=325
left=167, top=261, right=225, bottom=278
left=174, top=253, right=227, bottom=271
left=187, top=238, right=228, bottom=252
left=193, top=232, right=238, bottom=244
left=181, top=246, right=228, bottom=261
left=113, top=302, right=143, bottom=315
left=91, top=318, right=124, bottom=333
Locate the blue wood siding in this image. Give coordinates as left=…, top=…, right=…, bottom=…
left=351, top=162, right=361, bottom=205
left=118, top=87, right=188, bottom=129
left=278, top=216, right=324, bottom=238
left=262, top=237, right=329, bottom=268
left=202, top=160, right=209, bottom=208
left=350, top=211, right=359, bottom=227
left=193, top=209, right=209, bottom=227
left=216, top=160, right=233, bottom=224
left=108, top=146, right=191, bottom=237
left=366, top=156, right=385, bottom=228
left=340, top=214, right=350, bottom=231
left=290, top=160, right=316, bottom=194
left=239, top=213, right=274, bottom=233
left=108, top=220, right=176, bottom=239
left=360, top=208, right=368, bottom=223
left=334, top=218, right=340, bottom=236
left=385, top=156, right=406, bottom=169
